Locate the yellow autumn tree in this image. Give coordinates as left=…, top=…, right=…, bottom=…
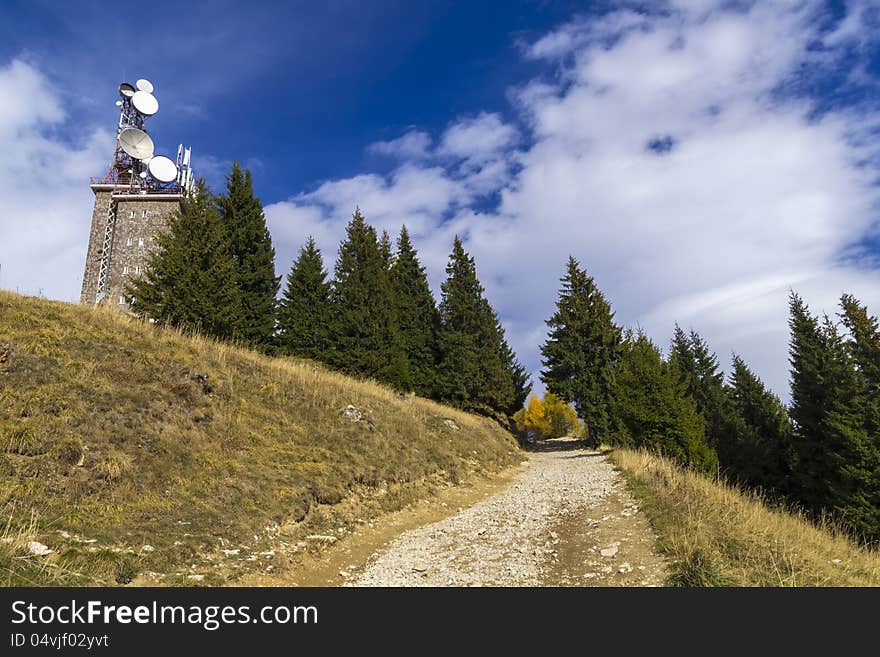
left=514, top=393, right=579, bottom=440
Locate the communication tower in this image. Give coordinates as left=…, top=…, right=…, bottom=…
left=79, top=78, right=196, bottom=309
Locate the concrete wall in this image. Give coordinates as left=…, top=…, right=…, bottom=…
left=79, top=186, right=182, bottom=310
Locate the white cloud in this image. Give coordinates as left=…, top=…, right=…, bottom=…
left=267, top=0, right=880, bottom=402
left=369, top=130, right=432, bottom=160
left=0, top=59, right=112, bottom=301
left=438, top=112, right=518, bottom=164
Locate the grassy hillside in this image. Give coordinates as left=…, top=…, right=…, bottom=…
left=0, top=290, right=520, bottom=586
left=611, top=448, right=880, bottom=586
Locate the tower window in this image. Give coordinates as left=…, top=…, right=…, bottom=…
left=135, top=266, right=141, bottom=275
left=142, top=210, right=148, bottom=218
left=129, top=210, right=135, bottom=218
left=138, top=238, right=145, bottom=247
left=118, top=296, right=125, bottom=305
left=126, top=237, right=132, bottom=246
left=122, top=266, right=129, bottom=275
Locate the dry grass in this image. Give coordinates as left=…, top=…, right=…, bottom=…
left=0, top=289, right=520, bottom=586
left=611, top=448, right=880, bottom=586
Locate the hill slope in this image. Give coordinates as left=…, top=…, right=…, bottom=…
left=0, top=290, right=519, bottom=586
left=612, top=449, right=880, bottom=586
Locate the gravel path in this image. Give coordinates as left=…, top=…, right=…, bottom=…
left=349, top=439, right=667, bottom=587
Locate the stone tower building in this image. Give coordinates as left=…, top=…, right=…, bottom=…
left=79, top=186, right=183, bottom=309
left=79, top=78, right=193, bottom=310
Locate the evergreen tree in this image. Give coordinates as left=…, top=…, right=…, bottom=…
left=609, top=330, right=718, bottom=473
left=541, top=256, right=621, bottom=443
left=436, top=237, right=515, bottom=413
left=728, top=355, right=794, bottom=495
left=838, top=294, right=880, bottom=541
left=378, top=230, right=394, bottom=269
left=388, top=226, right=439, bottom=396
left=788, top=293, right=874, bottom=537
left=329, top=209, right=408, bottom=386
left=670, top=327, right=739, bottom=468
left=277, top=237, right=332, bottom=360
left=500, top=331, right=532, bottom=414
left=215, top=162, right=280, bottom=347
left=126, top=180, right=242, bottom=339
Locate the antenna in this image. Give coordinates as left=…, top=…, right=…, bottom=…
left=148, top=156, right=179, bottom=183
left=118, top=127, right=154, bottom=160
left=119, top=82, right=135, bottom=98
left=135, top=79, right=154, bottom=93
left=183, top=147, right=191, bottom=167
left=131, top=90, right=158, bottom=116
left=176, top=143, right=183, bottom=166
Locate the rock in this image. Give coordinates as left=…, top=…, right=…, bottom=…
left=28, top=541, right=52, bottom=556
left=0, top=343, right=13, bottom=370
left=305, top=535, right=338, bottom=543
left=341, top=405, right=364, bottom=422
left=831, top=559, right=842, bottom=565
left=187, top=574, right=204, bottom=581
left=339, top=571, right=349, bottom=578
left=141, top=544, right=155, bottom=553
left=221, top=549, right=240, bottom=556
left=443, top=419, right=460, bottom=431
left=549, top=531, right=559, bottom=540
left=618, top=562, right=633, bottom=574
left=599, top=545, right=619, bottom=558
left=412, top=563, right=428, bottom=573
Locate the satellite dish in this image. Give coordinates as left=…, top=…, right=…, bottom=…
left=148, top=155, right=178, bottom=183
left=119, top=83, right=135, bottom=98
left=136, top=79, right=154, bottom=93
left=118, top=127, right=154, bottom=160
left=132, top=90, right=158, bottom=116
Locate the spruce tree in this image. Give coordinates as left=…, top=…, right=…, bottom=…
left=788, top=292, right=874, bottom=537
left=670, top=327, right=739, bottom=469
left=216, top=162, right=280, bottom=347
left=838, top=294, right=880, bottom=541
left=540, top=256, right=621, bottom=443
left=126, top=180, right=242, bottom=339
left=329, top=209, right=408, bottom=386
left=388, top=226, right=440, bottom=396
left=436, top=237, right=514, bottom=413
left=728, top=355, right=794, bottom=495
left=277, top=237, right=332, bottom=360
left=609, top=330, right=718, bottom=473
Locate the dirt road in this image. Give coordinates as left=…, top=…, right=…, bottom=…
left=348, top=439, right=667, bottom=586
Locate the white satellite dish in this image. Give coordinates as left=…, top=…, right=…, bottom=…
left=148, top=155, right=178, bottom=183
left=132, top=90, right=159, bottom=116
left=119, top=82, right=136, bottom=98
left=118, top=127, right=154, bottom=160
left=136, top=78, right=154, bottom=93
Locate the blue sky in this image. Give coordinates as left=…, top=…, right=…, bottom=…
left=2, top=0, right=880, bottom=401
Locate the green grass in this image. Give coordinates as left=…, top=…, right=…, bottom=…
left=611, top=448, right=880, bottom=586
left=0, top=290, right=520, bottom=586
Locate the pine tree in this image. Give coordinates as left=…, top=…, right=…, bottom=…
left=388, top=226, right=439, bottom=396
left=215, top=162, right=280, bottom=347
left=788, top=292, right=874, bottom=537
left=436, top=237, right=515, bottom=413
left=838, top=294, right=880, bottom=541
left=728, top=355, right=794, bottom=495
left=126, top=180, right=242, bottom=339
left=541, top=256, right=621, bottom=443
left=500, top=331, right=531, bottom=414
left=277, top=237, right=332, bottom=360
left=609, top=330, right=718, bottom=473
left=669, top=327, right=739, bottom=469
left=329, top=209, right=408, bottom=386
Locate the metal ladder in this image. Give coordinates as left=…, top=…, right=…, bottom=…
left=94, top=196, right=118, bottom=303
